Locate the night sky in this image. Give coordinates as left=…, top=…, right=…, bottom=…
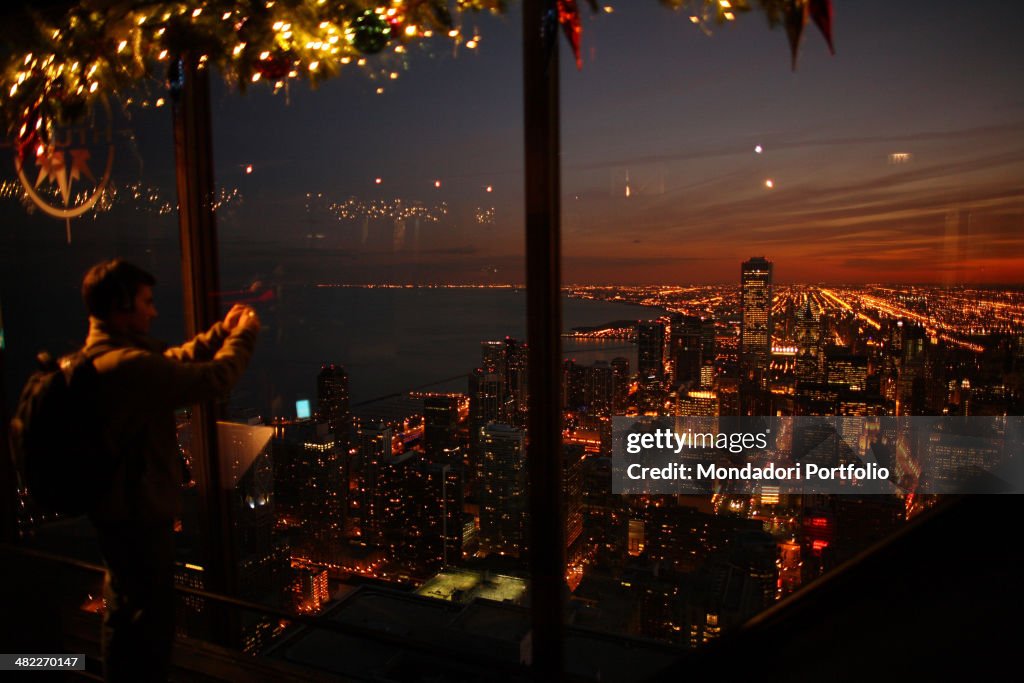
left=3, top=0, right=1023, bottom=285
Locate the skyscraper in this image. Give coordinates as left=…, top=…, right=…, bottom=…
left=503, top=337, right=529, bottom=427
left=795, top=297, right=822, bottom=385
left=478, top=423, right=527, bottom=557
left=423, top=394, right=461, bottom=464
left=637, top=321, right=666, bottom=381
left=478, top=338, right=528, bottom=427
left=271, top=418, right=344, bottom=538
left=637, top=321, right=666, bottom=413
left=740, top=257, right=773, bottom=387
left=422, top=463, right=464, bottom=568
left=669, top=314, right=704, bottom=386
left=611, top=357, right=631, bottom=414
left=353, top=422, right=392, bottom=542
left=317, top=363, right=350, bottom=451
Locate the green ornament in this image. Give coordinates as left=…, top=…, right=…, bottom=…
left=351, top=10, right=390, bottom=55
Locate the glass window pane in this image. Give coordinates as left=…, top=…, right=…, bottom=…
left=2, top=96, right=184, bottom=557
left=560, top=1, right=1024, bottom=667
left=208, top=9, right=531, bottom=666
left=1, top=92, right=189, bottom=662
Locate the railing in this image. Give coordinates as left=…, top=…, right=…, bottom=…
left=2, top=541, right=584, bottom=682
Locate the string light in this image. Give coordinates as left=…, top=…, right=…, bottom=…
left=310, top=193, right=448, bottom=222
left=0, top=0, right=779, bottom=201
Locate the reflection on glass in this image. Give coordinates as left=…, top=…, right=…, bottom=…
left=559, top=0, right=1024, bottom=659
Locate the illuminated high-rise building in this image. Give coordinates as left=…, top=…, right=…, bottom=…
left=563, top=358, right=585, bottom=410
left=363, top=449, right=421, bottom=562
left=271, top=418, right=344, bottom=540
left=293, top=567, right=330, bottom=614
left=480, top=340, right=506, bottom=375
left=637, top=321, right=666, bottom=381
left=469, top=369, right=504, bottom=433
left=674, top=390, right=719, bottom=418
left=422, top=463, right=464, bottom=568
left=586, top=361, right=615, bottom=417
left=317, top=363, right=350, bottom=451
left=423, top=394, right=461, bottom=465
left=699, top=363, right=715, bottom=389
left=795, top=298, right=822, bottom=385
left=826, top=350, right=868, bottom=391
left=563, top=444, right=585, bottom=553
left=637, top=321, right=666, bottom=413
left=562, top=358, right=613, bottom=417
left=503, top=337, right=529, bottom=427
left=669, top=315, right=704, bottom=385
left=478, top=423, right=527, bottom=557
left=479, top=338, right=529, bottom=427
left=740, top=257, right=773, bottom=387
left=611, top=357, right=631, bottom=413
left=468, top=368, right=504, bottom=487
left=627, top=519, right=645, bottom=557
left=353, top=422, right=392, bottom=542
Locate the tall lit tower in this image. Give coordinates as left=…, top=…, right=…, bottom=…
left=423, top=395, right=461, bottom=464
left=740, top=257, right=773, bottom=386
left=317, top=363, right=350, bottom=451
left=669, top=315, right=704, bottom=385
left=637, top=321, right=666, bottom=381
left=636, top=321, right=666, bottom=413
left=795, top=297, right=822, bottom=385
left=478, top=423, right=527, bottom=557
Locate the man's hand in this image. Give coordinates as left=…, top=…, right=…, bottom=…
left=235, top=307, right=261, bottom=335
left=224, top=304, right=260, bottom=335
left=223, top=304, right=249, bottom=332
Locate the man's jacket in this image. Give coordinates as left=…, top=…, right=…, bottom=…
left=84, top=317, right=256, bottom=522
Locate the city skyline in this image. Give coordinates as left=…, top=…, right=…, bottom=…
left=199, top=0, right=1024, bottom=285
left=2, top=2, right=1021, bottom=675
left=2, top=1, right=1021, bottom=287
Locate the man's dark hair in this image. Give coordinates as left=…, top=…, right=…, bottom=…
left=82, top=259, right=156, bottom=320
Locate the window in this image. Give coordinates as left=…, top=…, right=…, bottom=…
left=2, top=1, right=1021, bottom=679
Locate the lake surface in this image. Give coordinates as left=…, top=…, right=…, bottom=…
left=232, top=287, right=661, bottom=416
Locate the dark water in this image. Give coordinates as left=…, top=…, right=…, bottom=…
left=233, top=287, right=659, bottom=417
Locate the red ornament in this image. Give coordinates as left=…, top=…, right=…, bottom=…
left=558, top=0, right=583, bottom=70
left=809, top=0, right=835, bottom=55
left=257, top=51, right=295, bottom=80
left=16, top=128, right=40, bottom=163
left=15, top=104, right=44, bottom=163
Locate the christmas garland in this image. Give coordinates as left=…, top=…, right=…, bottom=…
left=0, top=1, right=833, bottom=163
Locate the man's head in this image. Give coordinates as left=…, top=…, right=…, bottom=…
left=82, top=259, right=158, bottom=335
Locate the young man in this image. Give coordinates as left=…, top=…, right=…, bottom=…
left=81, top=259, right=260, bottom=682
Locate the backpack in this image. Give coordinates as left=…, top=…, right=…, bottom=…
left=9, top=346, right=114, bottom=515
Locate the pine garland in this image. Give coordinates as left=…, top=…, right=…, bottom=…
left=0, top=1, right=831, bottom=161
